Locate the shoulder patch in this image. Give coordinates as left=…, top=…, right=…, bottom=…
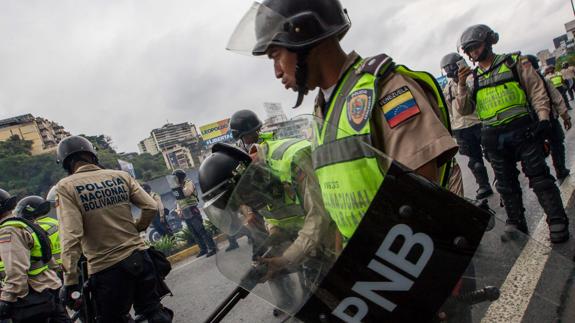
left=346, top=89, right=373, bottom=132
left=0, top=233, right=11, bottom=243
left=380, top=86, right=421, bottom=128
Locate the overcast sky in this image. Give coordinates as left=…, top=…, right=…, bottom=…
left=0, top=0, right=572, bottom=152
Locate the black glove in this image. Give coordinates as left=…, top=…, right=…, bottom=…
left=532, top=120, right=551, bottom=139
left=60, top=284, right=81, bottom=310
left=0, top=300, right=13, bottom=319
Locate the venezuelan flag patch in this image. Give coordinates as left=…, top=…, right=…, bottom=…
left=381, top=86, right=421, bottom=128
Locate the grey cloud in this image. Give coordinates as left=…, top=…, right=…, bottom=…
left=0, top=0, right=571, bottom=152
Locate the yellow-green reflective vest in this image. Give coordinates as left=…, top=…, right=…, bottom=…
left=313, top=55, right=452, bottom=239
left=474, top=54, right=530, bottom=127
left=550, top=73, right=564, bottom=88
left=37, top=216, right=61, bottom=265
left=259, top=138, right=311, bottom=230
left=178, top=180, right=199, bottom=208
left=0, top=220, right=50, bottom=276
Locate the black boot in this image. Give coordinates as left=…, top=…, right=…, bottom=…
left=536, top=188, right=570, bottom=243
left=472, top=163, right=493, bottom=199
left=500, top=193, right=528, bottom=242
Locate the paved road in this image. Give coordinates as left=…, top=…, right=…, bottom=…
left=163, top=101, right=575, bottom=322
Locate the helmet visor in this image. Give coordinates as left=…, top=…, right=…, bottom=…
left=227, top=2, right=289, bottom=56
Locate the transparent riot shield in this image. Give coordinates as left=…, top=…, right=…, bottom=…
left=206, top=114, right=575, bottom=323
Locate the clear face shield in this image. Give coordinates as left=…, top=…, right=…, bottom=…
left=226, top=1, right=290, bottom=56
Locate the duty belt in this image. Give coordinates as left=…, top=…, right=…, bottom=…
left=481, top=105, right=530, bottom=126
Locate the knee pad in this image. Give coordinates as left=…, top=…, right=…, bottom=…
left=530, top=176, right=555, bottom=192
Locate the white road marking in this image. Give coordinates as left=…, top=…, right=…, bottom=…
left=481, top=166, right=575, bottom=322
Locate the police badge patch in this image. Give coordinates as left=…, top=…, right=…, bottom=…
left=346, top=89, right=373, bottom=132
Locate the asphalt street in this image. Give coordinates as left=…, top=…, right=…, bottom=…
left=162, top=100, right=575, bottom=323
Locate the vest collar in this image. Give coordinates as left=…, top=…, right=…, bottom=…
left=315, top=51, right=361, bottom=118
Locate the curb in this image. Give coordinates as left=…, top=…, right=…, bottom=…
left=167, top=233, right=227, bottom=264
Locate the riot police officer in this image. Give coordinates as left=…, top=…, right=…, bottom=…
left=230, top=109, right=265, bottom=151
left=200, top=141, right=332, bottom=312
left=456, top=24, right=569, bottom=243
left=227, top=0, right=457, bottom=242
left=0, top=190, right=70, bottom=322
left=54, top=136, right=173, bottom=322
left=441, top=53, right=493, bottom=199
left=545, top=65, right=571, bottom=108
left=13, top=196, right=62, bottom=269
left=524, top=55, right=572, bottom=181
left=172, top=169, right=217, bottom=257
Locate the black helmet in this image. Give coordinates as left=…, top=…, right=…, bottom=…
left=525, top=55, right=539, bottom=70
left=0, top=189, right=17, bottom=215
left=172, top=169, right=187, bottom=182
left=459, top=24, right=499, bottom=60
left=563, top=62, right=570, bottom=68
left=440, top=53, right=463, bottom=79
left=141, top=183, right=152, bottom=194
left=199, top=143, right=252, bottom=209
left=230, top=110, right=263, bottom=140
left=228, top=0, right=351, bottom=56
left=57, top=136, right=98, bottom=172
left=14, top=195, right=51, bottom=220
left=227, top=0, right=351, bottom=109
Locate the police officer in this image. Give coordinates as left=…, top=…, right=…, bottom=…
left=54, top=136, right=173, bottom=322
left=13, top=196, right=63, bottom=270
left=200, top=142, right=332, bottom=312
left=227, top=0, right=457, bottom=241
left=441, top=53, right=493, bottom=199
left=230, top=109, right=266, bottom=151
left=142, top=184, right=171, bottom=238
left=561, top=62, right=575, bottom=102
left=172, top=169, right=217, bottom=257
left=545, top=65, right=571, bottom=108
left=524, top=55, right=572, bottom=181
left=456, top=25, right=569, bottom=243
left=0, top=189, right=70, bottom=322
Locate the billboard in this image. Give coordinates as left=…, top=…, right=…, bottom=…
left=199, top=118, right=233, bottom=146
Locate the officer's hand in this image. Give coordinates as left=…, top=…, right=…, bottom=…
left=564, top=117, right=572, bottom=131
left=534, top=120, right=552, bottom=139
left=458, top=66, right=471, bottom=84
left=258, top=257, right=289, bottom=283
left=0, top=301, right=13, bottom=319
left=60, top=284, right=82, bottom=310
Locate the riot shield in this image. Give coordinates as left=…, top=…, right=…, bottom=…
left=206, top=114, right=575, bottom=323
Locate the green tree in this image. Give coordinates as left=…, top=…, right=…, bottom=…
left=0, top=135, right=33, bottom=156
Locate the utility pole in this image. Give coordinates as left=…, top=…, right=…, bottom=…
left=572, top=0, right=575, bottom=17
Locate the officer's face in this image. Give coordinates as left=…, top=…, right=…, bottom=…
left=267, top=46, right=297, bottom=92
left=467, top=43, right=485, bottom=62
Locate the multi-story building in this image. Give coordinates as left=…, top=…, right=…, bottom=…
left=0, top=114, right=70, bottom=155
left=162, top=144, right=195, bottom=170
left=151, top=122, right=199, bottom=150
left=262, top=117, right=311, bottom=140
left=137, top=136, right=160, bottom=155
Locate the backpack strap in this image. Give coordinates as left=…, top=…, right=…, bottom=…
left=0, top=217, right=52, bottom=263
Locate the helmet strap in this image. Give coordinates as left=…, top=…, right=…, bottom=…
left=292, top=50, right=310, bottom=109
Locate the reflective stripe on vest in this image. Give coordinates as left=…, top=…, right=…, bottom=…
left=179, top=180, right=199, bottom=208
left=0, top=220, right=49, bottom=276
left=313, top=57, right=452, bottom=239
left=260, top=138, right=311, bottom=229
left=37, top=217, right=62, bottom=265
left=550, top=74, right=564, bottom=88
left=475, top=55, right=529, bottom=126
